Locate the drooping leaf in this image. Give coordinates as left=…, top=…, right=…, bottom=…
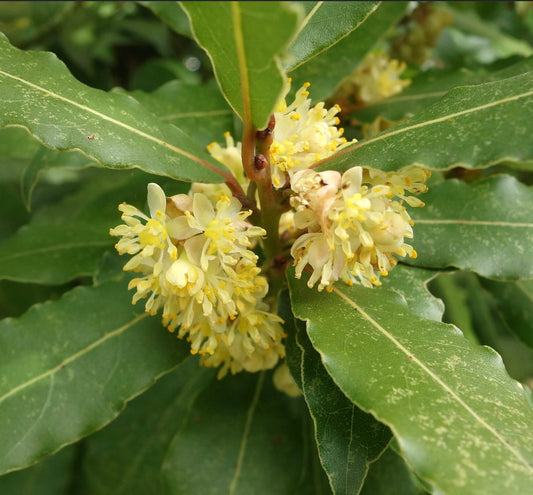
left=480, top=278, right=533, bottom=349
left=162, top=370, right=323, bottom=495
left=78, top=357, right=215, bottom=495
left=285, top=2, right=379, bottom=71
left=0, top=278, right=189, bottom=475
left=296, top=316, right=391, bottom=495
left=0, top=444, right=77, bottom=495
left=0, top=33, right=227, bottom=184
left=320, top=72, right=533, bottom=173
left=181, top=1, right=303, bottom=129
left=288, top=2, right=408, bottom=101
left=354, top=56, right=533, bottom=124
left=409, top=175, right=533, bottom=280
left=288, top=269, right=533, bottom=495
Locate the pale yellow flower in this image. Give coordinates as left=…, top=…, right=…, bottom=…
left=290, top=166, right=429, bottom=290
left=347, top=52, right=410, bottom=105
left=270, top=82, right=354, bottom=188
left=206, top=82, right=355, bottom=190
left=110, top=183, right=285, bottom=377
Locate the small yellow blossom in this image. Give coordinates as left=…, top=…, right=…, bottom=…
left=206, top=82, right=355, bottom=189
left=339, top=52, right=410, bottom=105
left=269, top=82, right=354, bottom=188
left=110, top=183, right=285, bottom=376
left=290, top=165, right=429, bottom=290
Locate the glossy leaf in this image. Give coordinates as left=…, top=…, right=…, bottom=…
left=79, top=358, right=215, bottom=495
left=288, top=269, right=533, bottom=495
left=285, top=2, right=379, bottom=71
left=162, top=371, right=323, bottom=495
left=181, top=2, right=302, bottom=128
left=288, top=2, right=408, bottom=101
left=409, top=176, right=533, bottom=279
left=0, top=33, right=227, bottom=184
left=296, top=316, right=391, bottom=495
left=320, top=72, right=533, bottom=173
left=0, top=278, right=189, bottom=475
left=480, top=278, right=533, bottom=348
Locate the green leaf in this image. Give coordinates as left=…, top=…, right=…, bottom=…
left=427, top=273, right=479, bottom=344
left=0, top=170, right=149, bottom=284
left=0, top=278, right=189, bottom=475
left=409, top=176, right=533, bottom=280
left=125, top=79, right=234, bottom=147
left=162, top=371, right=322, bottom=495
left=288, top=269, right=533, bottom=495
left=321, top=72, right=533, bottom=173
left=21, top=147, right=97, bottom=211
left=139, top=1, right=193, bottom=38
left=360, top=447, right=428, bottom=495
left=288, top=2, right=408, bottom=101
left=354, top=57, right=533, bottom=124
left=285, top=2, right=379, bottom=71
left=0, top=444, right=77, bottom=495
left=464, top=273, right=533, bottom=383
left=480, top=278, right=533, bottom=348
left=181, top=1, right=303, bottom=129
left=0, top=127, right=41, bottom=182
left=380, top=265, right=443, bottom=322
left=78, top=357, right=215, bottom=495
left=296, top=316, right=391, bottom=495
left=0, top=33, right=227, bottom=184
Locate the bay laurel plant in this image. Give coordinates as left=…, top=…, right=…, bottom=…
left=0, top=2, right=532, bottom=494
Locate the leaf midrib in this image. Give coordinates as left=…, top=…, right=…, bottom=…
left=0, top=69, right=225, bottom=177
left=0, top=313, right=148, bottom=406
left=330, top=284, right=533, bottom=474
left=317, top=87, right=533, bottom=167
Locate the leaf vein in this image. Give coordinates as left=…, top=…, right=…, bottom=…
left=0, top=314, right=147, bottom=406
left=331, top=285, right=533, bottom=473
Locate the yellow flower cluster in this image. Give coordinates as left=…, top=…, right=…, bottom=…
left=111, top=81, right=429, bottom=381
left=269, top=81, right=354, bottom=188
left=337, top=52, right=410, bottom=106
left=290, top=165, right=430, bottom=290
left=208, top=82, right=354, bottom=190
left=110, top=183, right=285, bottom=378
